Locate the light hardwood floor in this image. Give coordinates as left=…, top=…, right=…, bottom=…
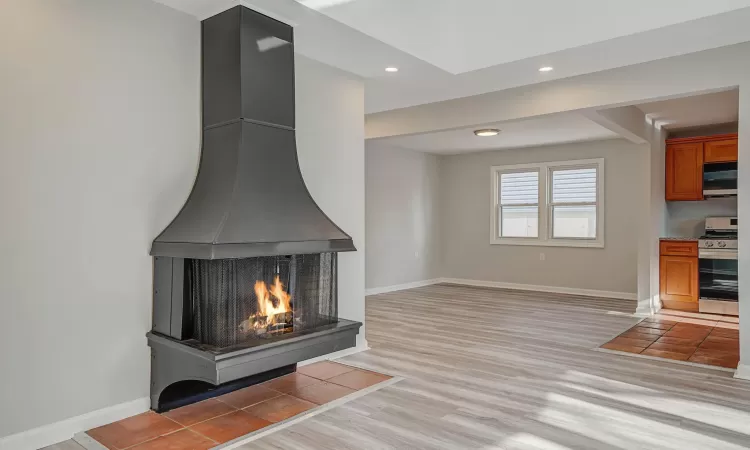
left=49, top=284, right=750, bottom=449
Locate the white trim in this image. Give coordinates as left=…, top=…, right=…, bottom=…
left=364, top=277, right=636, bottom=301
left=734, top=362, right=750, bottom=381
left=491, top=158, right=605, bottom=248
left=593, top=347, right=736, bottom=373
left=635, top=294, right=662, bottom=316
left=0, top=397, right=149, bottom=450
left=73, top=433, right=108, bottom=450
left=486, top=238, right=605, bottom=248
left=440, top=277, right=636, bottom=301
left=213, top=376, right=403, bottom=449
left=365, top=279, right=442, bottom=296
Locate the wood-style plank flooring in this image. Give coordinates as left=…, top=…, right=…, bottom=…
left=50, top=284, right=750, bottom=449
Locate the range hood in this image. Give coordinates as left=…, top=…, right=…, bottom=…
left=151, top=6, right=355, bottom=260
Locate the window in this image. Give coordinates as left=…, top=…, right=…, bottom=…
left=550, top=167, right=597, bottom=239
left=499, top=171, right=539, bottom=238
left=491, top=158, right=604, bottom=247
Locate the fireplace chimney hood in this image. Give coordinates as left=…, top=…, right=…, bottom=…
left=151, top=6, right=355, bottom=260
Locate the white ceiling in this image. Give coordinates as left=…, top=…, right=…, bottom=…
left=151, top=0, right=750, bottom=114
left=299, top=0, right=750, bottom=75
left=371, top=113, right=619, bottom=155
left=637, top=89, right=739, bottom=130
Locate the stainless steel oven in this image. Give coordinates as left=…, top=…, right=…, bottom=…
left=698, top=217, right=738, bottom=315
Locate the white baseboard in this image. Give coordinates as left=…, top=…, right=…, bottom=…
left=0, top=397, right=149, bottom=450
left=365, top=278, right=441, bottom=296
left=734, top=362, right=750, bottom=381
left=365, top=277, right=636, bottom=301
left=440, top=277, right=637, bottom=301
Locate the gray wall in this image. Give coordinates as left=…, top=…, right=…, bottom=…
left=439, top=139, right=647, bottom=295
left=365, top=143, right=440, bottom=289
left=0, top=0, right=366, bottom=440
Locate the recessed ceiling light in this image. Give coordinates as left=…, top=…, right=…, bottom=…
left=539, top=66, right=554, bottom=72
left=385, top=67, right=399, bottom=73
left=474, top=129, right=500, bottom=137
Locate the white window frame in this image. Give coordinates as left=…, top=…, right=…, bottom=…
left=490, top=158, right=604, bottom=248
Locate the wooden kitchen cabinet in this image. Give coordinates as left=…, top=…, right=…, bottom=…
left=704, top=139, right=739, bottom=163
left=665, top=133, right=738, bottom=201
left=665, top=142, right=704, bottom=201
left=659, top=240, right=699, bottom=312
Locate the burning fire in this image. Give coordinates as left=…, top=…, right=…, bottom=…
left=239, top=276, right=293, bottom=335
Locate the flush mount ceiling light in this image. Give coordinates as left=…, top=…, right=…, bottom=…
left=474, top=129, right=500, bottom=137
left=385, top=67, right=399, bottom=72
left=539, top=66, right=554, bottom=72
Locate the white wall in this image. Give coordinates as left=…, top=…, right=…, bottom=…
left=439, top=139, right=646, bottom=296
left=0, top=0, right=366, bottom=442
left=0, top=0, right=200, bottom=440
left=639, top=124, right=668, bottom=315
left=295, top=55, right=367, bottom=348
left=365, top=143, right=440, bottom=290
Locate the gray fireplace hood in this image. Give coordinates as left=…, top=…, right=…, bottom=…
left=151, top=6, right=355, bottom=260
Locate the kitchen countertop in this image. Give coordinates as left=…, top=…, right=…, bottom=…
left=660, top=237, right=700, bottom=242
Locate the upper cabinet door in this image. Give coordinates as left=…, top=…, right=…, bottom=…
left=666, top=142, right=704, bottom=201
left=704, top=139, right=738, bottom=163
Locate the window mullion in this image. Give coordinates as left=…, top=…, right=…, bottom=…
left=540, top=165, right=549, bottom=242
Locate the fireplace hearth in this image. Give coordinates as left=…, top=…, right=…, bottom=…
left=146, top=5, right=361, bottom=412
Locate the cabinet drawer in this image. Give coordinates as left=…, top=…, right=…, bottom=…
left=660, top=240, right=698, bottom=257
left=704, top=139, right=738, bottom=163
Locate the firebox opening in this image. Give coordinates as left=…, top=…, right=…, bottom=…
left=182, top=252, right=338, bottom=352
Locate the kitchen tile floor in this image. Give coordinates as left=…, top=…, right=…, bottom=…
left=601, top=310, right=739, bottom=368
left=84, top=361, right=391, bottom=449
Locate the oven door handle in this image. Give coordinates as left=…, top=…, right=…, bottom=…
left=699, top=250, right=738, bottom=260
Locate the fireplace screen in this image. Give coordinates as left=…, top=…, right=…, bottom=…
left=187, top=253, right=337, bottom=349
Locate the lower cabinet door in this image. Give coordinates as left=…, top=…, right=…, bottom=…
left=660, top=255, right=699, bottom=311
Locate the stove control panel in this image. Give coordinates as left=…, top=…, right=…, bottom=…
left=699, top=239, right=738, bottom=250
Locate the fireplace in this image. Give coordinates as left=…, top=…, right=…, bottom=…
left=148, top=252, right=358, bottom=412
left=146, top=5, right=361, bottom=412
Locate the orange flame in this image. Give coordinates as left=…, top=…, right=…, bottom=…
left=249, top=276, right=292, bottom=331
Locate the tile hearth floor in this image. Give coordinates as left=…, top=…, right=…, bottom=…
left=84, top=361, right=391, bottom=449
left=600, top=310, right=739, bottom=368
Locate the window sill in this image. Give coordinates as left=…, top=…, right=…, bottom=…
left=490, top=238, right=604, bottom=248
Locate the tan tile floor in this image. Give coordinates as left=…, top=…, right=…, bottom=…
left=86, top=361, right=391, bottom=449
left=601, top=310, right=739, bottom=368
